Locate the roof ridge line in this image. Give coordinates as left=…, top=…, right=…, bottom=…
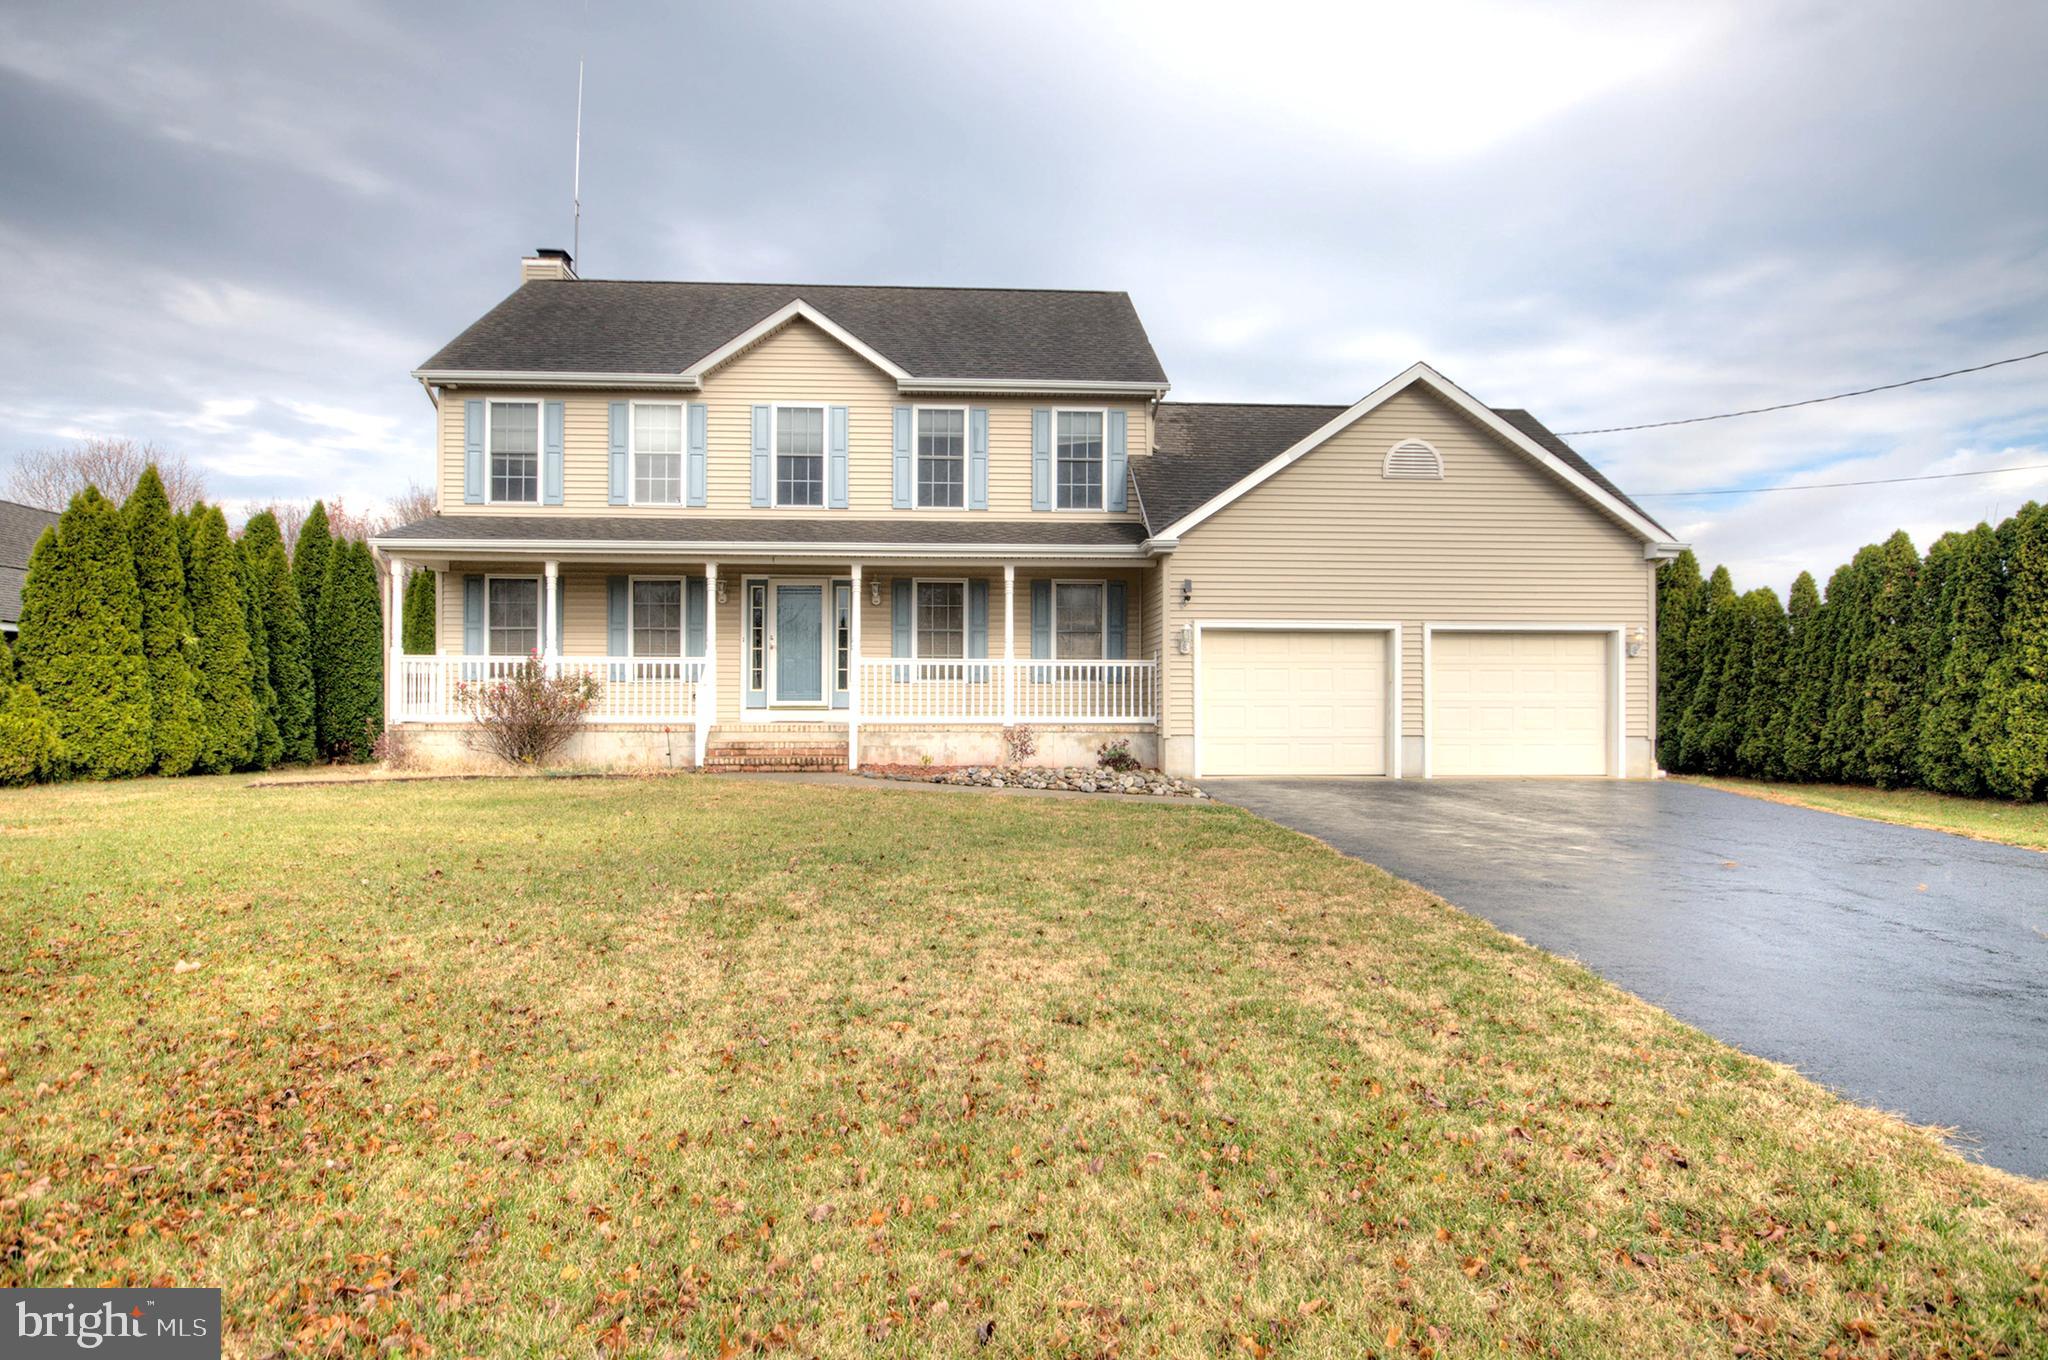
left=539, top=278, right=1135, bottom=298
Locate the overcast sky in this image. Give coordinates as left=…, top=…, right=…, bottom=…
left=2, top=0, right=2045, bottom=590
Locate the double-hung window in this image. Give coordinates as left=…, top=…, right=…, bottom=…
left=916, top=408, right=965, bottom=508
left=1054, top=410, right=1104, bottom=510
left=774, top=405, right=826, bottom=507
left=488, top=401, right=540, bottom=504
left=630, top=579, right=682, bottom=657
left=487, top=577, right=541, bottom=656
left=632, top=404, right=683, bottom=505
left=913, top=581, right=966, bottom=661
left=1053, top=581, right=1105, bottom=659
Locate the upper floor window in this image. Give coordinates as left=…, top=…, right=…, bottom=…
left=917, top=408, right=965, bottom=508
left=487, top=576, right=540, bottom=655
left=633, top=404, right=683, bottom=504
left=914, top=580, right=965, bottom=659
left=489, top=401, right=540, bottom=504
left=631, top=578, right=683, bottom=656
left=1055, top=410, right=1104, bottom=510
left=774, top=405, right=825, bottom=507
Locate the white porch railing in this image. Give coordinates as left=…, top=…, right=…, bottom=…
left=394, top=656, right=705, bottom=725
left=854, top=657, right=1157, bottom=725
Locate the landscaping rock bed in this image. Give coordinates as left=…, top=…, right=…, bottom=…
left=874, top=765, right=1208, bottom=797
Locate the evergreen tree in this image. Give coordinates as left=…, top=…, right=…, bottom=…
left=0, top=634, right=64, bottom=786
left=244, top=513, right=315, bottom=763
left=1693, top=582, right=1757, bottom=775
left=184, top=504, right=258, bottom=773
left=294, top=501, right=333, bottom=738
left=1735, top=587, right=1791, bottom=779
left=1977, top=502, right=2048, bottom=800
left=1655, top=549, right=1704, bottom=771
left=15, top=491, right=151, bottom=779
left=238, top=531, right=282, bottom=769
left=1779, top=572, right=1826, bottom=780
left=1817, top=551, right=1877, bottom=783
left=1858, top=530, right=1923, bottom=789
left=1917, top=525, right=2001, bottom=795
left=402, top=567, right=436, bottom=653
left=122, top=466, right=203, bottom=775
left=1674, top=565, right=1735, bottom=772
left=314, top=539, right=384, bottom=759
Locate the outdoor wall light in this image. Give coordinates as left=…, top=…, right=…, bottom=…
left=1627, top=626, right=1646, bottom=658
left=870, top=580, right=882, bottom=606
left=1180, top=577, right=1193, bottom=604
left=715, top=579, right=728, bottom=606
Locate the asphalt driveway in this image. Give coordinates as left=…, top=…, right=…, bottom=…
left=1206, top=778, right=2048, bottom=1179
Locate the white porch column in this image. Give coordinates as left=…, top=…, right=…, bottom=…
left=1002, top=563, right=1016, bottom=726
left=847, top=563, right=863, bottom=770
left=698, top=562, right=717, bottom=768
left=381, top=553, right=401, bottom=728
left=541, top=559, right=560, bottom=671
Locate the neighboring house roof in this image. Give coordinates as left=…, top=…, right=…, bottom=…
left=372, top=515, right=1148, bottom=556
left=1135, top=365, right=1672, bottom=543
left=0, top=498, right=59, bottom=628
left=417, top=281, right=1170, bottom=390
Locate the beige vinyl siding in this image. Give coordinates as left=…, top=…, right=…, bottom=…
left=433, top=319, right=1151, bottom=521
left=1157, top=386, right=1654, bottom=747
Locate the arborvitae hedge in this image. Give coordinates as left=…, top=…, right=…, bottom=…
left=314, top=539, right=384, bottom=760
left=239, top=529, right=284, bottom=770
left=402, top=567, right=436, bottom=653
left=245, top=513, right=316, bottom=765
left=15, top=489, right=151, bottom=779
left=1658, top=508, right=2048, bottom=800
left=0, top=633, right=64, bottom=785
left=122, top=466, right=203, bottom=776
left=184, top=504, right=258, bottom=774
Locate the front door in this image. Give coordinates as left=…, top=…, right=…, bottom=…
left=771, top=584, right=825, bottom=704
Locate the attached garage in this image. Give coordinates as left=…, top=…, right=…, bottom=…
left=1427, top=629, right=1615, bottom=777
left=1197, top=627, right=1391, bottom=777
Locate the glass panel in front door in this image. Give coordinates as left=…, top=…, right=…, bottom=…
left=774, top=586, right=825, bottom=703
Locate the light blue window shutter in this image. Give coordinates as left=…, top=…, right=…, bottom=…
left=1030, top=579, right=1052, bottom=680
left=607, top=576, right=628, bottom=655
left=1106, top=409, right=1128, bottom=512
left=750, top=405, right=772, bottom=507
left=968, top=408, right=989, bottom=510
left=554, top=575, right=566, bottom=653
left=967, top=578, right=989, bottom=679
left=828, top=405, right=850, bottom=509
left=542, top=400, right=565, bottom=505
left=892, top=406, right=913, bottom=509
left=685, top=577, right=707, bottom=657
left=608, top=402, right=628, bottom=504
left=463, top=400, right=485, bottom=504
left=892, top=578, right=912, bottom=681
left=686, top=402, right=708, bottom=507
left=1031, top=409, right=1051, bottom=511
left=1106, top=581, right=1127, bottom=659
left=462, top=574, right=484, bottom=653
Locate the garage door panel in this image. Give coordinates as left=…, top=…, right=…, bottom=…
left=1201, top=630, right=1387, bottom=777
left=1432, top=631, right=1608, bottom=777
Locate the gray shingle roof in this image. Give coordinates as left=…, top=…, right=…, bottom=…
left=0, top=498, right=59, bottom=627
left=374, top=515, right=1147, bottom=549
left=1134, top=401, right=1666, bottom=537
left=419, top=281, right=1169, bottom=386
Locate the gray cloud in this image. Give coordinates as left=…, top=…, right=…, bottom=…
left=1, top=0, right=2044, bottom=589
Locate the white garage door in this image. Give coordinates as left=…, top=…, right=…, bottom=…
left=1431, top=631, right=1609, bottom=776
left=1199, top=630, right=1386, bottom=776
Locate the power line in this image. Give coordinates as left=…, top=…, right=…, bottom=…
left=1558, top=347, right=2048, bottom=436
left=1638, top=462, right=2048, bottom=499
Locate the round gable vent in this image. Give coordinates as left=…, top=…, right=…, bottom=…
left=1383, top=438, right=1444, bottom=480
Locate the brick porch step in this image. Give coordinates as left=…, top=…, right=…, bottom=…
left=703, top=725, right=849, bottom=773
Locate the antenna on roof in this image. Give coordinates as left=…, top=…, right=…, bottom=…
left=571, top=50, right=585, bottom=266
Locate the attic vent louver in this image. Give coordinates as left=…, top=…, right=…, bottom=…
left=1383, top=438, right=1444, bottom=480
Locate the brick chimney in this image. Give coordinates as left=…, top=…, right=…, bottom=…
left=520, top=248, right=577, bottom=283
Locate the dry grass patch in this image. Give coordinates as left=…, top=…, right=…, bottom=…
left=1, top=775, right=2043, bottom=1358
left=1686, top=776, right=2048, bottom=852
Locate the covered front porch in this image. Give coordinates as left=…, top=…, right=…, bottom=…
left=374, top=545, right=1160, bottom=770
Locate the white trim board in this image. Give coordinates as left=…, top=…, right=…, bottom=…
left=1420, top=622, right=1625, bottom=780
left=1150, top=362, right=1674, bottom=546
left=1189, top=620, right=1403, bottom=781
left=687, top=300, right=912, bottom=384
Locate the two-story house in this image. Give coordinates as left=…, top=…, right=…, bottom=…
left=371, top=249, right=1682, bottom=777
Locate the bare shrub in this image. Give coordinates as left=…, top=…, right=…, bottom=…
left=1001, top=725, right=1037, bottom=766
left=1096, top=738, right=1141, bottom=773
left=455, top=656, right=600, bottom=766
left=6, top=437, right=206, bottom=511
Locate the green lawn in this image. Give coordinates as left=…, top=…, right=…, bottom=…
left=1685, top=776, right=2048, bottom=851
left=2, top=775, right=2043, bottom=1358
